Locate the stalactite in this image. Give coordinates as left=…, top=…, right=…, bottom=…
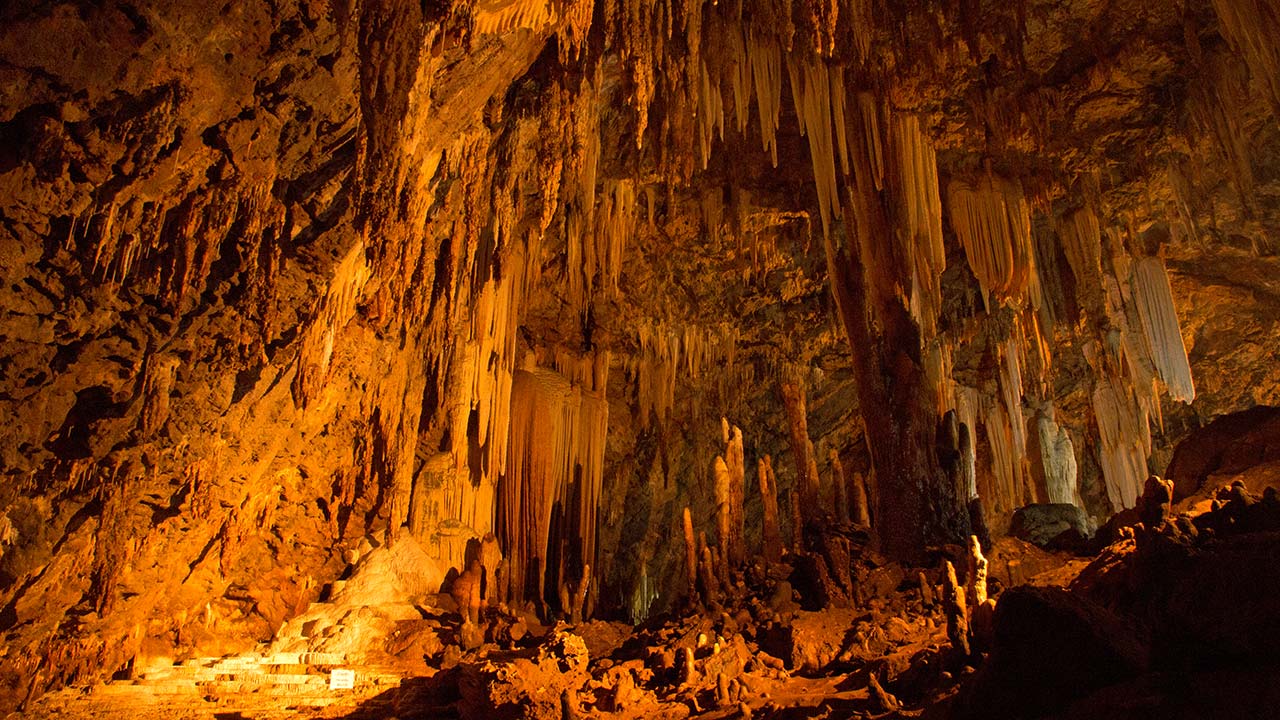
left=635, top=322, right=679, bottom=428
left=1092, top=374, right=1151, bottom=511
left=748, top=29, right=783, bottom=166
left=983, top=400, right=1021, bottom=518
left=891, top=114, right=946, bottom=340
left=500, top=359, right=609, bottom=610
left=138, top=355, right=179, bottom=437
left=633, top=321, right=738, bottom=429
left=758, top=455, right=782, bottom=563
left=1185, top=52, right=1257, bottom=212
left=1130, top=256, right=1196, bottom=403
left=848, top=0, right=874, bottom=65
left=291, top=241, right=372, bottom=409
left=787, top=54, right=843, bottom=239
left=697, top=59, right=726, bottom=170
left=946, top=171, right=1037, bottom=309
left=1210, top=0, right=1280, bottom=119
left=998, top=328, right=1031, bottom=505
left=855, top=92, right=885, bottom=192
left=471, top=0, right=556, bottom=35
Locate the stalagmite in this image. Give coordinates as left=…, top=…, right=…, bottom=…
left=830, top=449, right=849, bottom=525
left=966, top=535, right=988, bottom=609
left=790, top=487, right=804, bottom=553
left=699, top=543, right=720, bottom=606
left=569, top=564, right=592, bottom=623
left=780, top=376, right=818, bottom=507
left=758, top=456, right=782, bottom=564
left=1130, top=256, right=1196, bottom=403
left=683, top=507, right=698, bottom=605
left=722, top=421, right=747, bottom=568
left=942, top=561, right=971, bottom=657
left=479, top=533, right=503, bottom=607
left=452, top=559, right=483, bottom=625
left=851, top=471, right=871, bottom=527
left=1035, top=405, right=1080, bottom=506
left=713, top=455, right=732, bottom=577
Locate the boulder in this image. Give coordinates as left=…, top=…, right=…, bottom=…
left=1009, top=503, right=1094, bottom=549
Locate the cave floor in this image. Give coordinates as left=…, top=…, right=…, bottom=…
left=16, top=462, right=1280, bottom=720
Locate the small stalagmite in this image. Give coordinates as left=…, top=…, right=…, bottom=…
left=943, top=560, right=971, bottom=657
left=966, top=535, right=988, bottom=609
left=569, top=563, right=592, bottom=623
left=830, top=449, right=850, bottom=525
left=452, top=559, right=484, bottom=625
left=851, top=471, right=871, bottom=528
left=790, top=487, right=805, bottom=553
left=479, top=532, right=503, bottom=607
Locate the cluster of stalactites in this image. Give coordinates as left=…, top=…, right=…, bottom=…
left=936, top=319, right=1070, bottom=519
left=1210, top=0, right=1280, bottom=125
left=567, top=178, right=638, bottom=313
left=500, top=356, right=609, bottom=608
left=945, top=171, right=1040, bottom=312
left=632, top=321, right=738, bottom=429
left=892, top=114, right=947, bottom=341
left=786, top=54, right=850, bottom=240
left=1091, top=371, right=1151, bottom=511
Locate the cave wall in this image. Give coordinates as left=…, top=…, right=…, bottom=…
left=1, top=0, right=1279, bottom=707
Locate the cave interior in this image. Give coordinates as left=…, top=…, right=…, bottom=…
left=1, top=0, right=1279, bottom=718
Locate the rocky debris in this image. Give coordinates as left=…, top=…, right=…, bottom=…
left=1009, top=503, right=1095, bottom=550
left=953, top=474, right=1280, bottom=719
left=458, top=625, right=591, bottom=720
left=762, top=608, right=860, bottom=674
left=952, top=585, right=1149, bottom=720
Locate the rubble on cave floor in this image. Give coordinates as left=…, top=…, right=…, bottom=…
left=18, top=472, right=1280, bottom=720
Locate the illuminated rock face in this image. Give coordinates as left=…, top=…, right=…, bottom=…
left=1, top=0, right=1280, bottom=709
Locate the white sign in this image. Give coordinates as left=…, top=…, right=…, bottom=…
left=329, top=668, right=356, bottom=690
